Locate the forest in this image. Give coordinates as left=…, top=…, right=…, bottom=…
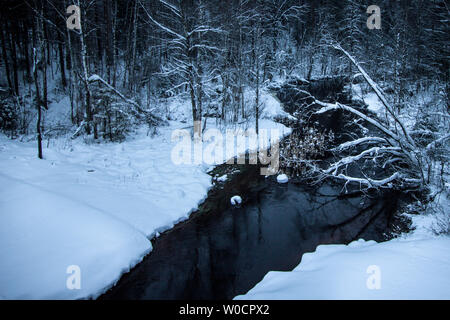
left=0, top=0, right=449, bottom=301
left=1, top=0, right=448, bottom=187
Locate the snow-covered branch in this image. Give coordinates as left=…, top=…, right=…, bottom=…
left=315, top=100, right=402, bottom=144
left=332, top=44, right=416, bottom=149
left=325, top=146, right=403, bottom=175
left=138, top=0, right=186, bottom=40
left=313, top=97, right=422, bottom=188
left=333, top=137, right=388, bottom=152
left=426, top=133, right=450, bottom=151
left=88, top=74, right=165, bottom=126
left=336, top=172, right=401, bottom=188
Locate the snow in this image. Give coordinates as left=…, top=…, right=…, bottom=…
left=352, top=84, right=384, bottom=116
left=216, top=174, right=228, bottom=182
left=0, top=172, right=151, bottom=299
left=260, top=90, right=296, bottom=121
left=276, top=174, right=289, bottom=184
left=364, top=92, right=385, bottom=115
left=0, top=123, right=212, bottom=299
left=230, top=195, right=242, bottom=206
left=87, top=74, right=101, bottom=82
left=0, top=91, right=290, bottom=299
left=236, top=213, right=450, bottom=300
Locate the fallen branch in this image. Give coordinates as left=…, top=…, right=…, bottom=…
left=315, top=100, right=402, bottom=144
left=71, top=121, right=86, bottom=139
left=336, top=172, right=401, bottom=188
left=88, top=74, right=166, bottom=126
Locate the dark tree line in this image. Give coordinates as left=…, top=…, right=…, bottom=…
left=0, top=0, right=448, bottom=145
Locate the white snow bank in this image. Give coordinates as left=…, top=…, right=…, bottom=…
left=364, top=92, right=385, bottom=115
left=162, top=89, right=295, bottom=123
left=0, top=171, right=151, bottom=299
left=216, top=174, right=228, bottom=182
left=0, top=123, right=214, bottom=299
left=352, top=84, right=384, bottom=116
left=0, top=93, right=290, bottom=299
left=235, top=236, right=450, bottom=300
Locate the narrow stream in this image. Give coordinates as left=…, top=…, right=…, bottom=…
left=100, top=78, right=409, bottom=300
left=100, top=165, right=404, bottom=300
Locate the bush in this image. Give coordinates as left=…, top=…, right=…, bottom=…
left=0, top=96, right=19, bottom=137
left=280, top=126, right=334, bottom=176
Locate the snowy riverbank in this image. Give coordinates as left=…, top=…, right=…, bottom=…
left=234, top=83, right=450, bottom=300
left=235, top=231, right=450, bottom=300
left=235, top=225, right=450, bottom=300
left=0, top=93, right=291, bottom=299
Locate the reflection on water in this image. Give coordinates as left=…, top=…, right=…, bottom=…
left=100, top=168, right=400, bottom=300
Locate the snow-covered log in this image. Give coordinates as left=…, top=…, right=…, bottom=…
left=315, top=100, right=404, bottom=146
left=336, top=172, right=400, bottom=188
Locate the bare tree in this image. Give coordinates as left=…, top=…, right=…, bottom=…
left=140, top=0, right=223, bottom=135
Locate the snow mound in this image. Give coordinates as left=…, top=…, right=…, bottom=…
left=277, top=174, right=289, bottom=184
left=261, top=90, right=296, bottom=120
left=230, top=195, right=242, bottom=206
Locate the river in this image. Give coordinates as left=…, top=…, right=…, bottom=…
left=99, top=77, right=410, bottom=300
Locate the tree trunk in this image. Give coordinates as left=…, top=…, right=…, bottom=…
left=39, top=6, right=47, bottom=110
left=58, top=31, right=67, bottom=88
left=255, top=60, right=260, bottom=135
left=0, top=19, right=13, bottom=92
left=22, top=21, right=31, bottom=82
left=129, top=0, right=138, bottom=93
left=77, top=0, right=92, bottom=135
left=9, top=24, right=19, bottom=95
left=33, top=46, right=43, bottom=159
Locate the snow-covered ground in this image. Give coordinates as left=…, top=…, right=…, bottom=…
left=234, top=85, right=450, bottom=300
left=352, top=83, right=384, bottom=115
left=0, top=93, right=291, bottom=299
left=236, top=207, right=450, bottom=300
left=236, top=235, right=450, bottom=299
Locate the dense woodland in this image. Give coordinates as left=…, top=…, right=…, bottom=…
left=0, top=0, right=448, bottom=191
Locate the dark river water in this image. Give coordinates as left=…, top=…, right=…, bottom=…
left=100, top=79, right=409, bottom=300
left=100, top=164, right=403, bottom=300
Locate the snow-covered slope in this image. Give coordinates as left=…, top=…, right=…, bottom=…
left=0, top=94, right=291, bottom=299
left=0, top=123, right=212, bottom=299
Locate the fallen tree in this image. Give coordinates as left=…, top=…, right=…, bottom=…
left=292, top=45, right=448, bottom=192
left=72, top=74, right=167, bottom=139
left=88, top=74, right=166, bottom=127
